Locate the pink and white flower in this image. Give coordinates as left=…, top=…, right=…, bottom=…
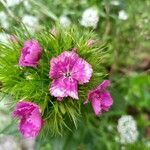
left=13, top=101, right=43, bottom=138
left=49, top=51, right=93, bottom=100
left=86, top=80, right=113, bottom=116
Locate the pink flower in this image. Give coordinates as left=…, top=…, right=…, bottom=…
left=49, top=51, right=93, bottom=100
left=19, top=40, right=42, bottom=67
left=86, top=80, right=113, bottom=116
left=13, top=101, right=43, bottom=138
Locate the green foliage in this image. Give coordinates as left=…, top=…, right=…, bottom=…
left=124, top=73, right=150, bottom=110
left=0, top=0, right=150, bottom=149
left=0, top=26, right=110, bottom=135
left=112, top=73, right=150, bottom=112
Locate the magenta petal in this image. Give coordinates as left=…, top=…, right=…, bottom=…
left=19, top=40, right=42, bottom=67
left=13, top=101, right=39, bottom=117
left=91, top=98, right=102, bottom=116
left=72, top=58, right=93, bottom=84
left=49, top=51, right=93, bottom=100
left=19, top=109, right=43, bottom=138
left=101, top=92, right=113, bottom=111
left=96, top=80, right=110, bottom=91
left=13, top=101, right=43, bottom=138
left=50, top=77, right=78, bottom=99
left=49, top=51, right=79, bottom=79
left=14, top=101, right=39, bottom=110
left=87, top=80, right=113, bottom=116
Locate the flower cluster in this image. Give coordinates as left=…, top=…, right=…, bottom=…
left=80, top=7, right=99, bottom=29
left=22, top=15, right=39, bottom=33
left=117, top=115, right=139, bottom=144
left=59, top=16, right=71, bottom=28
left=5, top=0, right=23, bottom=7
left=10, top=38, right=113, bottom=138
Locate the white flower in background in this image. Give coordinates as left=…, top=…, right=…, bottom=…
left=80, top=7, right=99, bottom=29
left=22, top=15, right=39, bottom=33
left=107, top=125, right=113, bottom=131
left=110, top=0, right=120, bottom=6
left=117, top=115, right=139, bottom=144
left=0, top=33, right=11, bottom=44
left=0, top=11, right=9, bottom=29
left=23, top=0, right=31, bottom=11
left=0, top=135, right=21, bottom=150
left=0, top=112, right=12, bottom=130
left=0, top=98, right=12, bottom=131
left=59, top=15, right=71, bottom=28
left=118, top=10, right=128, bottom=20
left=5, top=0, right=23, bottom=7
left=22, top=138, right=35, bottom=150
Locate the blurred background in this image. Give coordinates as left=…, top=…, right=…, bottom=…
left=0, top=0, right=149, bottom=149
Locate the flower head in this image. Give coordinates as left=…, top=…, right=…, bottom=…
left=110, top=0, right=120, bottom=6
left=0, top=33, right=11, bottom=44
left=59, top=15, right=71, bottom=28
left=49, top=51, right=93, bottom=100
left=23, top=0, right=31, bottom=11
left=5, top=0, right=23, bottom=7
left=19, top=40, right=42, bottom=67
left=117, top=115, right=138, bottom=144
left=13, top=101, right=43, bottom=138
left=22, top=15, right=39, bottom=33
left=86, top=80, right=113, bottom=116
left=80, top=7, right=99, bottom=29
left=118, top=10, right=128, bottom=20
left=0, top=11, right=9, bottom=29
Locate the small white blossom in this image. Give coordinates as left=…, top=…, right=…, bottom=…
left=0, top=11, right=9, bottom=29
left=22, top=15, right=39, bottom=33
left=0, top=135, right=21, bottom=150
left=22, top=138, right=35, bottom=150
left=0, top=33, right=11, bottom=44
left=5, top=0, right=23, bottom=7
left=80, top=7, right=99, bottom=29
left=118, top=10, right=128, bottom=20
left=0, top=98, right=12, bottom=131
left=111, top=0, right=120, bottom=6
left=59, top=16, right=71, bottom=28
left=0, top=112, right=12, bottom=130
left=107, top=125, right=113, bottom=131
left=117, top=115, right=138, bottom=144
left=23, top=0, right=31, bottom=10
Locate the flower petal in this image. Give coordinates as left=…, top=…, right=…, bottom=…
left=19, top=109, right=43, bottom=138
left=96, top=80, right=110, bottom=91
left=91, top=98, right=102, bottom=116
left=101, top=92, right=113, bottom=111
left=49, top=51, right=79, bottom=79
left=13, top=101, right=39, bottom=117
left=50, top=77, right=78, bottom=99
left=72, top=58, right=93, bottom=84
left=87, top=80, right=113, bottom=116
left=13, top=101, right=43, bottom=138
left=19, top=40, right=42, bottom=67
